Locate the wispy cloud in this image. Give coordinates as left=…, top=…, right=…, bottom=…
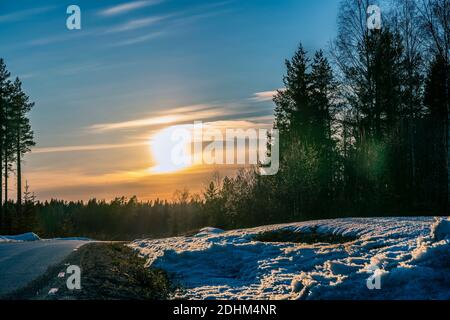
left=32, top=119, right=271, bottom=155
left=22, top=1, right=232, bottom=48
left=18, top=73, right=35, bottom=80
left=104, top=1, right=232, bottom=34
left=32, top=142, right=148, bottom=154
left=27, top=30, right=94, bottom=47
left=0, top=6, right=55, bottom=23
left=171, top=8, right=233, bottom=27
left=250, top=90, right=282, bottom=102
left=105, top=15, right=169, bottom=33
left=89, top=104, right=239, bottom=132
left=112, top=32, right=164, bottom=46
left=91, top=115, right=180, bottom=132
left=100, top=0, right=163, bottom=17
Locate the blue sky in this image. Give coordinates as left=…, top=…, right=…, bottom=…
left=0, top=0, right=340, bottom=200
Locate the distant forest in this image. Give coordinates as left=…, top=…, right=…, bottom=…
left=0, top=0, right=448, bottom=240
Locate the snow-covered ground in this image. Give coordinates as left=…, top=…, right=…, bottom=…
left=0, top=232, right=40, bottom=242
left=130, top=217, right=450, bottom=300
left=0, top=233, right=91, bottom=243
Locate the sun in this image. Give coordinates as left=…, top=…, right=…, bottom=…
left=150, top=125, right=193, bottom=174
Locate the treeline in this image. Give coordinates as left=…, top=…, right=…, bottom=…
left=0, top=179, right=273, bottom=240
left=0, top=195, right=208, bottom=240
left=0, top=59, right=35, bottom=216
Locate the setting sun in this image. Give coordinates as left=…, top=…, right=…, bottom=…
left=150, top=125, right=193, bottom=174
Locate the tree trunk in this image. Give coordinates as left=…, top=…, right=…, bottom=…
left=445, top=62, right=449, bottom=211
left=16, top=137, right=21, bottom=214
left=4, top=150, right=7, bottom=207
left=0, top=146, right=2, bottom=227
left=0, top=145, right=2, bottom=214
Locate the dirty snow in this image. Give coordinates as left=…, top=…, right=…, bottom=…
left=130, top=217, right=450, bottom=300
left=52, top=237, right=92, bottom=241
left=0, top=232, right=40, bottom=242
left=0, top=233, right=92, bottom=243
left=195, top=227, right=224, bottom=237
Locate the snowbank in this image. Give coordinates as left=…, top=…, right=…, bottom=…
left=195, top=227, right=224, bottom=237
left=0, top=233, right=92, bottom=243
left=0, top=232, right=40, bottom=243
left=431, top=217, right=450, bottom=241
left=53, top=237, right=92, bottom=241
left=130, top=217, right=450, bottom=300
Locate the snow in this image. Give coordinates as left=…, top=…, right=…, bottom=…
left=0, top=232, right=40, bottom=242
left=53, top=237, right=92, bottom=241
left=48, top=288, right=59, bottom=295
left=0, top=233, right=92, bottom=243
left=129, top=217, right=450, bottom=300
left=431, top=217, right=450, bottom=241
left=195, top=227, right=224, bottom=237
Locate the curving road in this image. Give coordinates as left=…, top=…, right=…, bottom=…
left=0, top=240, right=90, bottom=296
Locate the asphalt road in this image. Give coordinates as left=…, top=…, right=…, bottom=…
left=0, top=240, right=90, bottom=296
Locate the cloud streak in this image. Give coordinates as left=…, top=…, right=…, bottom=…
left=111, top=32, right=164, bottom=46
left=100, top=0, right=163, bottom=17
left=91, top=115, right=180, bottom=132
left=88, top=104, right=247, bottom=132
left=32, top=142, right=148, bottom=154
left=27, top=30, right=95, bottom=47
left=250, top=90, right=282, bottom=102
left=106, top=15, right=169, bottom=33
left=0, top=6, right=55, bottom=23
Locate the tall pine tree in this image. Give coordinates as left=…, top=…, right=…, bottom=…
left=10, top=78, right=35, bottom=213
left=0, top=59, right=11, bottom=212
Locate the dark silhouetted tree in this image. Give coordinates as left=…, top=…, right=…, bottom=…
left=10, top=77, right=35, bottom=213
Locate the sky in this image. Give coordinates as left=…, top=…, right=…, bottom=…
left=0, top=0, right=340, bottom=201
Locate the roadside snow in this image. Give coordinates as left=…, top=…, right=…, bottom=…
left=0, top=232, right=40, bottom=242
left=0, top=233, right=92, bottom=243
left=130, top=217, right=450, bottom=300
left=53, top=237, right=92, bottom=241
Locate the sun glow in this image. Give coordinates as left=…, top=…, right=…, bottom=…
left=150, top=125, right=193, bottom=174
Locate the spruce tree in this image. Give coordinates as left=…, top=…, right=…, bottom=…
left=0, top=59, right=10, bottom=211
left=274, top=44, right=310, bottom=143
